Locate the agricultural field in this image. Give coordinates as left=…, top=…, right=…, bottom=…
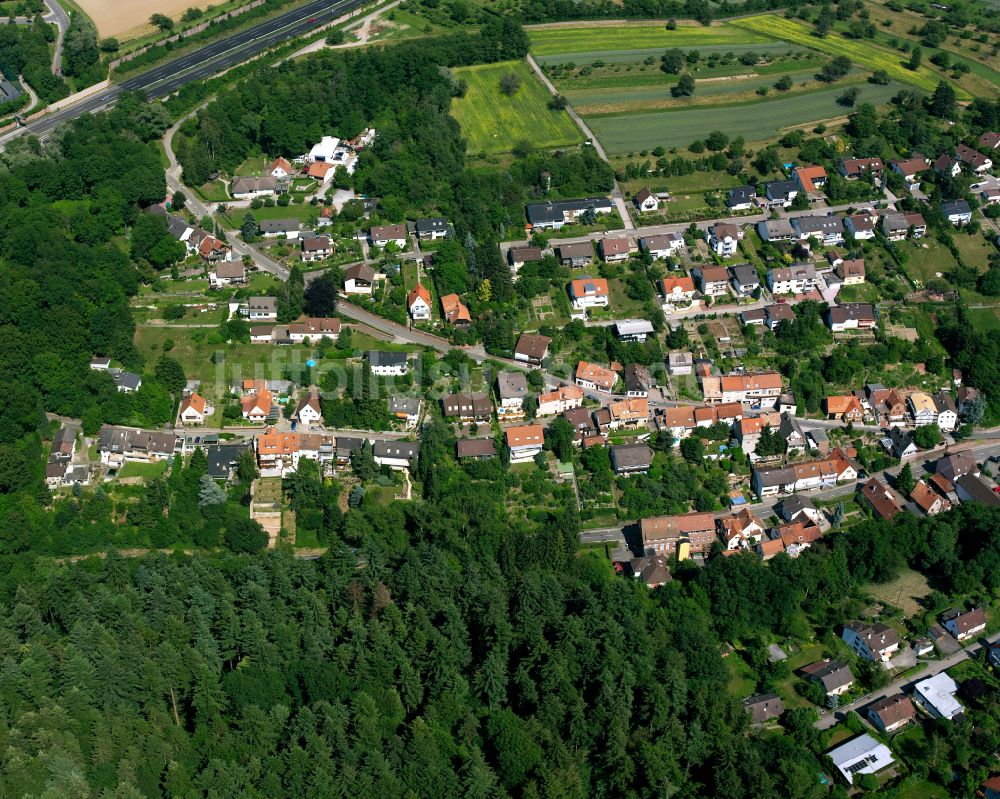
left=730, top=15, right=963, bottom=96
left=586, top=80, right=904, bottom=153
left=449, top=61, right=584, bottom=156
left=527, top=22, right=771, bottom=57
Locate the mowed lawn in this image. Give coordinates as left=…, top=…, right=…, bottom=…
left=585, top=81, right=904, bottom=152
left=731, top=15, right=965, bottom=97
left=450, top=61, right=583, bottom=155
left=527, top=23, right=770, bottom=57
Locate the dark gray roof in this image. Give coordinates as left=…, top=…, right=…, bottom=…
left=497, top=371, right=529, bottom=399
left=765, top=179, right=798, bottom=198
left=387, top=396, right=421, bottom=414
left=793, top=215, right=843, bottom=235
left=260, top=218, right=301, bottom=234
left=206, top=442, right=251, bottom=479
left=98, top=425, right=178, bottom=456
left=457, top=438, right=497, bottom=458
left=729, top=263, right=759, bottom=286
left=726, top=185, right=756, bottom=206
left=941, top=200, right=972, bottom=217
left=526, top=197, right=613, bottom=225
left=610, top=443, right=652, bottom=472
left=366, top=350, right=408, bottom=367
left=373, top=440, right=418, bottom=461
left=415, top=217, right=449, bottom=235
left=111, top=369, right=142, bottom=391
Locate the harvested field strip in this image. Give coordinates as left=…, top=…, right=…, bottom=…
left=584, top=80, right=904, bottom=152
left=528, top=24, right=770, bottom=56
left=534, top=42, right=800, bottom=66
left=731, top=15, right=966, bottom=96
left=567, top=67, right=851, bottom=111
left=449, top=61, right=583, bottom=155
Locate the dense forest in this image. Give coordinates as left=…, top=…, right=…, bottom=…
left=0, top=18, right=67, bottom=106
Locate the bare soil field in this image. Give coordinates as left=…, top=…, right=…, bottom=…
left=75, top=0, right=194, bottom=39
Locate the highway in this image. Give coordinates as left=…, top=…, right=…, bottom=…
left=12, top=0, right=369, bottom=139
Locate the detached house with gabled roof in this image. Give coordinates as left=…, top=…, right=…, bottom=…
left=860, top=476, right=904, bottom=520
left=842, top=621, right=900, bottom=663
left=513, top=334, right=551, bottom=366
left=343, top=263, right=376, bottom=294
left=726, top=185, right=756, bottom=211
left=640, top=232, right=684, bottom=259
left=956, top=142, right=993, bottom=173
left=506, top=424, right=544, bottom=463
left=844, top=212, right=877, bottom=240
left=693, top=265, right=731, bottom=297
left=569, top=277, right=610, bottom=310
left=801, top=659, right=854, bottom=696
left=575, top=361, right=617, bottom=391
left=179, top=392, right=211, bottom=425
left=839, top=157, right=883, bottom=180
left=369, top=224, right=408, bottom=249
left=867, top=694, right=916, bottom=733
left=407, top=284, right=432, bottom=321
left=598, top=237, right=631, bottom=263
left=440, top=293, right=471, bottom=327
left=793, top=165, right=827, bottom=194
left=632, top=187, right=659, bottom=212
left=942, top=607, right=986, bottom=641
left=706, top=223, right=742, bottom=257
left=293, top=390, right=323, bottom=425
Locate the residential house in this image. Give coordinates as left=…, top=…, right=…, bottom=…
left=740, top=308, right=766, bottom=327
left=801, top=659, right=855, bottom=696
left=110, top=369, right=142, bottom=393
left=525, top=197, right=614, bottom=230
left=658, top=406, right=697, bottom=441
left=241, top=386, right=273, bottom=423
left=980, top=131, right=1000, bottom=150
left=366, top=350, right=409, bottom=376
left=598, top=237, right=631, bottom=263
left=733, top=414, right=779, bottom=455
left=867, top=694, right=916, bottom=734
left=890, top=156, right=929, bottom=181
left=956, top=473, right=1000, bottom=507
left=288, top=317, right=341, bottom=343
left=861, top=477, right=904, bottom=520
left=907, top=391, right=937, bottom=426
left=765, top=304, right=796, bottom=330
left=231, top=176, right=277, bottom=199
left=334, top=437, right=365, bottom=465
left=667, top=351, right=693, bottom=375
left=441, top=392, right=492, bottom=422
left=744, top=694, right=784, bottom=724
left=97, top=425, right=180, bottom=468
left=718, top=508, right=766, bottom=550
left=605, top=397, right=649, bottom=430
left=506, top=424, right=544, bottom=463
left=209, top=262, right=246, bottom=288
left=768, top=263, right=817, bottom=295
left=369, top=224, right=408, bottom=248
left=828, top=735, right=895, bottom=786
left=729, top=263, right=760, bottom=295
left=569, top=277, right=610, bottom=311
left=614, top=319, right=654, bottom=342
left=632, top=187, right=660, bottom=212
left=268, top=157, right=293, bottom=179
left=640, top=512, right=717, bottom=556
left=751, top=457, right=856, bottom=498
left=824, top=394, right=865, bottom=423
left=957, top=385, right=981, bottom=415
left=206, top=442, right=251, bottom=481
left=886, top=427, right=918, bottom=459
left=50, top=427, right=77, bottom=462
left=706, top=223, right=742, bottom=257
left=757, top=218, right=797, bottom=242
left=293, top=390, right=323, bottom=425
left=793, top=165, right=827, bottom=195
left=415, top=217, right=449, bottom=240
left=792, top=215, right=844, bottom=246
left=942, top=199, right=973, bottom=226
left=179, top=392, right=211, bottom=425
left=508, top=246, right=543, bottom=270
left=934, top=152, right=962, bottom=177
left=196, top=234, right=232, bottom=263
left=307, top=161, right=335, bottom=182
left=693, top=265, right=731, bottom=297
left=407, top=284, right=432, bottom=321
left=660, top=274, right=697, bottom=305
left=243, top=296, right=278, bottom=321
left=557, top=241, right=594, bottom=267
left=562, top=407, right=598, bottom=441
left=387, top=396, right=421, bottom=428
left=301, top=236, right=332, bottom=262
left=716, top=371, right=783, bottom=407
left=913, top=673, right=964, bottom=720
left=762, top=179, right=798, bottom=208
left=624, top=364, right=652, bottom=397
left=911, top=480, right=951, bottom=516
left=844, top=212, right=878, bottom=240
left=260, top=218, right=301, bottom=238
left=726, top=185, right=756, bottom=211
left=832, top=261, right=864, bottom=288
left=373, top=440, right=418, bottom=470
left=537, top=385, right=584, bottom=416
left=575, top=361, right=617, bottom=391
left=629, top=555, right=671, bottom=588
left=90, top=356, right=111, bottom=371
left=641, top=232, right=685, bottom=259
left=343, top=263, right=376, bottom=294
left=756, top=538, right=786, bottom=560
left=513, top=334, right=551, bottom=366
left=496, top=371, right=529, bottom=421
left=882, top=211, right=926, bottom=240
left=456, top=438, right=496, bottom=460
left=777, top=495, right=822, bottom=525
left=842, top=621, right=900, bottom=663
left=440, top=293, right=471, bottom=327
left=943, top=607, right=987, bottom=641
left=937, top=452, right=979, bottom=483
left=610, top=443, right=653, bottom=474
left=827, top=302, right=876, bottom=332
left=839, top=157, right=883, bottom=180
left=981, top=187, right=1000, bottom=205
left=956, top=142, right=993, bottom=173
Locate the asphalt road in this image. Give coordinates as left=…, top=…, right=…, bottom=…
left=15, top=0, right=368, bottom=139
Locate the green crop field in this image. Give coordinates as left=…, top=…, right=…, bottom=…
left=450, top=61, right=584, bottom=155
left=585, top=81, right=904, bottom=153
left=527, top=23, right=771, bottom=57
left=730, top=15, right=966, bottom=96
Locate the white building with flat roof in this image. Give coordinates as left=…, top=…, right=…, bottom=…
left=827, top=734, right=894, bottom=785
left=913, top=672, right=964, bottom=720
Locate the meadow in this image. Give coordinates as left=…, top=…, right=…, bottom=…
left=527, top=22, right=771, bottom=57
left=449, top=61, right=583, bottom=155
left=586, top=80, right=904, bottom=153
left=730, top=15, right=962, bottom=96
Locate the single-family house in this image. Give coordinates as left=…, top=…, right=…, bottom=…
left=835, top=259, right=865, bottom=285
left=287, top=317, right=341, bottom=343
left=839, top=157, right=883, bottom=180
left=933, top=391, right=958, bottom=432
left=110, top=369, right=142, bottom=393
left=777, top=495, right=822, bottom=525
left=633, top=187, right=659, bottom=212
left=706, top=223, right=742, bottom=257
left=861, top=476, right=904, bottom=520
left=366, top=350, right=409, bottom=376
left=293, top=390, right=323, bottom=425
left=369, top=224, right=408, bottom=249
left=513, top=334, right=551, bottom=366
left=934, top=152, right=962, bottom=177
left=508, top=246, right=543, bottom=270
left=979, top=131, right=1000, bottom=150
left=667, top=351, right=694, bottom=375
left=942, top=199, right=973, bottom=226
left=913, top=673, right=965, bottom=720
left=908, top=391, right=938, bottom=426
left=243, top=296, right=278, bottom=321
left=613, top=319, right=655, bottom=342
left=440, top=293, right=471, bottom=327
left=197, top=234, right=232, bottom=263
left=824, top=394, right=865, bottom=423
left=301, top=236, right=332, bottom=262
left=343, top=263, right=376, bottom=294
left=605, top=397, right=649, bottom=430
left=388, top=396, right=421, bottom=428
left=536, top=385, right=584, bottom=416
left=740, top=308, right=766, bottom=327
left=792, top=215, right=844, bottom=246
left=762, top=179, right=798, bottom=208
left=718, top=508, right=766, bottom=550
left=415, top=217, right=449, bottom=240
left=867, top=694, right=916, bottom=733
left=937, top=452, right=978, bottom=483
left=943, top=607, right=987, bottom=641
left=882, top=211, right=926, bottom=240
left=956, top=142, right=993, bottom=173
left=407, top=284, right=432, bottom=321
left=744, top=693, right=784, bottom=724
left=765, top=303, right=796, bottom=330
left=179, top=392, right=211, bottom=425
left=726, top=185, right=756, bottom=211
left=793, top=165, right=827, bottom=195
left=890, top=156, right=929, bottom=181
left=496, top=371, right=529, bottom=420
left=98, top=425, right=181, bottom=467
left=624, top=363, right=652, bottom=397
left=562, top=407, right=598, bottom=441
left=610, top=443, right=653, bottom=475
left=557, top=241, right=594, bottom=267
left=640, top=232, right=685, bottom=259
left=828, top=735, right=894, bottom=786
left=260, top=218, right=302, bottom=238
left=598, top=237, right=631, bottom=263
left=525, top=197, right=614, bottom=230
left=756, top=218, right=797, bottom=243
left=506, top=424, right=544, bottom=463
left=844, top=212, right=877, bottom=240
left=373, top=440, right=418, bottom=470
left=569, top=277, right=610, bottom=310
left=693, top=265, right=731, bottom=297
left=729, top=263, right=760, bottom=295
left=827, top=302, right=876, bottom=332
left=768, top=263, right=817, bottom=295
left=575, top=361, right=616, bottom=391
left=842, top=621, right=900, bottom=663
left=457, top=438, right=496, bottom=460
left=209, top=262, right=246, bottom=288
left=630, top=555, right=671, bottom=588
left=231, top=176, right=277, bottom=199
left=660, top=274, right=696, bottom=305
left=640, top=512, right=717, bottom=556
left=801, top=659, right=855, bottom=696
left=268, top=157, right=293, bottom=179
left=911, top=480, right=951, bottom=515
